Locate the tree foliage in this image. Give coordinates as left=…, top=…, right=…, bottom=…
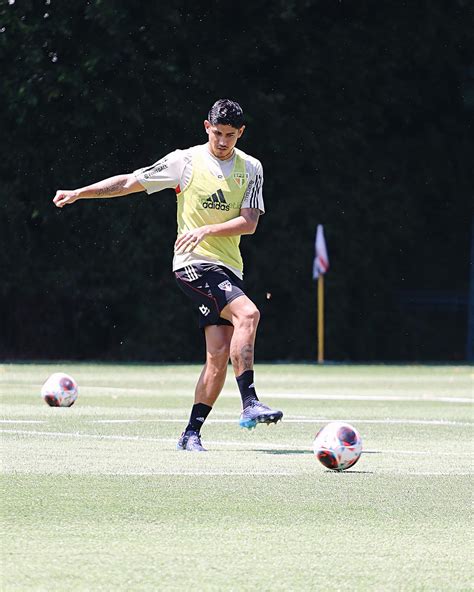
left=1, top=0, right=472, bottom=361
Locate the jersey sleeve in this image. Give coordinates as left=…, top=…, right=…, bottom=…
left=241, top=160, right=265, bottom=214
left=133, top=149, right=185, bottom=194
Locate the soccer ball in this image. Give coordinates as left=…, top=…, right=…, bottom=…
left=313, top=421, right=362, bottom=471
left=41, top=372, right=78, bottom=407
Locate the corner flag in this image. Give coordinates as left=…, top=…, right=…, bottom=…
left=312, top=225, right=329, bottom=279
left=313, top=225, right=329, bottom=363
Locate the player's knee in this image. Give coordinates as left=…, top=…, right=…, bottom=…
left=235, top=303, right=260, bottom=328
left=250, top=306, right=260, bottom=326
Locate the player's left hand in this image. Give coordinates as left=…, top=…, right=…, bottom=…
left=174, top=226, right=209, bottom=255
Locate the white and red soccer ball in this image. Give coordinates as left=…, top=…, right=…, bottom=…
left=41, top=372, right=78, bottom=407
left=313, top=421, right=362, bottom=471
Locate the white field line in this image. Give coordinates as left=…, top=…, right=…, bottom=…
left=8, top=470, right=468, bottom=477
left=121, top=470, right=470, bottom=476
left=90, top=391, right=473, bottom=403
left=10, top=373, right=473, bottom=388
left=0, top=429, right=177, bottom=445
left=62, top=470, right=471, bottom=476
left=82, top=391, right=473, bottom=404
left=261, top=375, right=474, bottom=384
left=10, top=383, right=471, bottom=401
left=92, top=419, right=180, bottom=423
left=78, top=388, right=473, bottom=398
left=90, top=471, right=299, bottom=476
left=1, top=429, right=473, bottom=458
left=0, top=429, right=312, bottom=450
left=364, top=449, right=472, bottom=457
left=283, top=418, right=473, bottom=426
left=0, top=429, right=300, bottom=449
left=267, top=393, right=473, bottom=403
left=89, top=417, right=473, bottom=427
left=376, top=471, right=473, bottom=476
left=0, top=420, right=47, bottom=424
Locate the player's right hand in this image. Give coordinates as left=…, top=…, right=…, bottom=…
left=53, top=190, right=79, bottom=208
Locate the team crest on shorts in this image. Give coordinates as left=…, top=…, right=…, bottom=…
left=233, top=172, right=246, bottom=188
left=218, top=280, right=232, bottom=292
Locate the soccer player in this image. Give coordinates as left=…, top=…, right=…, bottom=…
left=53, top=99, right=283, bottom=451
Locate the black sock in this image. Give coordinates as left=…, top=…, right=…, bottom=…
left=236, top=370, right=259, bottom=409
left=185, top=403, right=212, bottom=434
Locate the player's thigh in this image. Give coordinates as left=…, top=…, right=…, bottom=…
left=204, top=325, right=233, bottom=360
left=220, top=294, right=259, bottom=324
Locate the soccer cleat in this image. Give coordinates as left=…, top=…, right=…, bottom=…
left=176, top=430, right=207, bottom=452
left=239, top=400, right=283, bottom=430
left=176, top=432, right=187, bottom=450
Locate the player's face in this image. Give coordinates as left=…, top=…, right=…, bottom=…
left=204, top=121, right=245, bottom=160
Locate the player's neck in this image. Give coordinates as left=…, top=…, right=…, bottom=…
left=206, top=144, right=235, bottom=161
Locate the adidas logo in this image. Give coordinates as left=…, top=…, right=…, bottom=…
left=202, top=189, right=230, bottom=211
left=196, top=417, right=205, bottom=423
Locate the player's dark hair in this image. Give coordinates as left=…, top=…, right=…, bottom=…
left=208, top=99, right=244, bottom=128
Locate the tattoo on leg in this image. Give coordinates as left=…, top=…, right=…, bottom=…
left=238, top=344, right=254, bottom=372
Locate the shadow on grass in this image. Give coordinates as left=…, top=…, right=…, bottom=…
left=324, top=469, right=375, bottom=474
left=254, top=449, right=313, bottom=455
left=256, top=450, right=382, bottom=457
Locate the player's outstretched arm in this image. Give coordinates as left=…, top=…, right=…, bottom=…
left=53, top=173, right=144, bottom=208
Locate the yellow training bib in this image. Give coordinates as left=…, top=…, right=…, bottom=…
left=176, top=151, right=249, bottom=273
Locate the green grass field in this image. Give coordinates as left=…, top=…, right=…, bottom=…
left=1, top=363, right=473, bottom=591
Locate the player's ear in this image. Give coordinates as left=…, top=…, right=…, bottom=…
left=204, top=120, right=211, bottom=135
left=237, top=125, right=245, bottom=138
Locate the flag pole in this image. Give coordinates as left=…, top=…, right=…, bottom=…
left=318, top=274, right=324, bottom=363
left=313, top=224, right=328, bottom=364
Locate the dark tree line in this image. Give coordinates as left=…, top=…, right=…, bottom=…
left=1, top=0, right=472, bottom=362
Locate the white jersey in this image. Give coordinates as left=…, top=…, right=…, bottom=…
left=134, top=144, right=264, bottom=213
left=134, top=144, right=265, bottom=278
